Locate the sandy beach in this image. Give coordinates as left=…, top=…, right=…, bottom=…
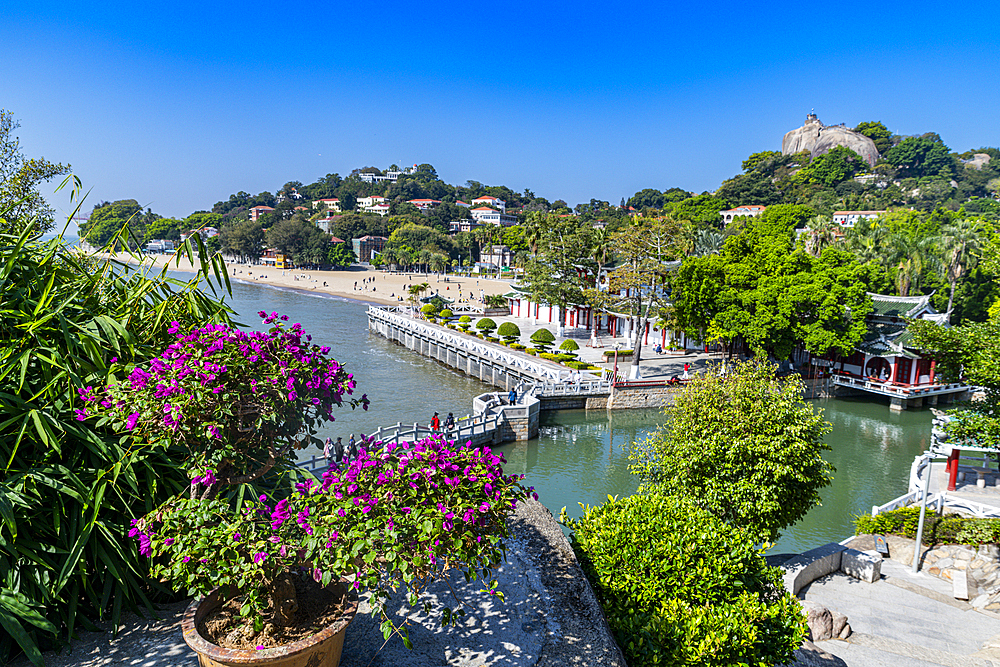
left=106, top=252, right=517, bottom=308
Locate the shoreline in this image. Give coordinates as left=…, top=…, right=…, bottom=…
left=101, top=252, right=516, bottom=308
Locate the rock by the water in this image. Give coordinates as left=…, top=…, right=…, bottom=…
left=782, top=114, right=879, bottom=166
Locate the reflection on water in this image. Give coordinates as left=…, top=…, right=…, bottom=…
left=193, top=274, right=933, bottom=555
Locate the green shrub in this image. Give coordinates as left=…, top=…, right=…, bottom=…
left=509, top=343, right=526, bottom=351
left=458, top=315, right=472, bottom=324
left=559, top=339, right=580, bottom=351
left=603, top=349, right=634, bottom=358
left=526, top=349, right=537, bottom=355
left=420, top=303, right=438, bottom=317
left=530, top=328, right=555, bottom=351
left=854, top=507, right=1000, bottom=545
left=538, top=352, right=560, bottom=361
left=565, top=361, right=599, bottom=370
left=486, top=336, right=499, bottom=343
left=497, top=321, right=521, bottom=344
left=564, top=493, right=805, bottom=667
left=447, top=324, right=456, bottom=330
left=439, top=309, right=453, bottom=319
left=555, top=354, right=576, bottom=363
left=476, top=317, right=497, bottom=334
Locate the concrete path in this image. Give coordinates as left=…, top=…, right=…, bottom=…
left=802, top=558, right=1000, bottom=666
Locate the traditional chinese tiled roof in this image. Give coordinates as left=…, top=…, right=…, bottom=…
left=868, top=293, right=932, bottom=318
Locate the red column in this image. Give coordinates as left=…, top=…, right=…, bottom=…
left=929, top=360, right=936, bottom=384
left=662, top=329, right=666, bottom=347
left=890, top=358, right=899, bottom=384
left=947, top=449, right=960, bottom=491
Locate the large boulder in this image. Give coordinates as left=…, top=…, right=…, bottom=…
left=782, top=114, right=880, bottom=167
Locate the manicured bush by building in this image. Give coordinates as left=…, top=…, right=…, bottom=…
left=509, top=343, right=526, bottom=351
left=559, top=339, right=580, bottom=351
left=854, top=507, right=1000, bottom=546
left=565, top=360, right=599, bottom=370
left=602, top=349, right=634, bottom=358
left=439, top=308, right=453, bottom=319
left=497, top=321, right=521, bottom=344
left=420, top=303, right=438, bottom=318
left=457, top=315, right=472, bottom=332
left=564, top=493, right=805, bottom=667
left=530, top=328, right=555, bottom=351
left=476, top=317, right=497, bottom=335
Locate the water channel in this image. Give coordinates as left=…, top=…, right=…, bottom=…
left=212, top=276, right=934, bottom=555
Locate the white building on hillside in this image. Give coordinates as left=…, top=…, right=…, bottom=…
left=471, top=196, right=506, bottom=212
left=719, top=205, right=766, bottom=223
left=832, top=210, right=885, bottom=228
left=470, top=207, right=517, bottom=227
left=312, top=198, right=341, bottom=212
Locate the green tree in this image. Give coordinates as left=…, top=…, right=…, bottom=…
left=606, top=217, right=680, bottom=378
left=854, top=121, right=893, bottom=156
left=937, top=218, right=987, bottom=313
left=628, top=360, right=833, bottom=543
left=793, top=146, right=867, bottom=187
left=885, top=135, right=956, bottom=179
left=79, top=199, right=145, bottom=249
left=664, top=194, right=730, bottom=226
left=145, top=217, right=184, bottom=242
left=674, top=214, right=874, bottom=359
left=521, top=216, right=593, bottom=336
left=266, top=218, right=328, bottom=263
left=327, top=240, right=356, bottom=268
left=0, top=110, right=72, bottom=235
left=219, top=218, right=265, bottom=263
left=741, top=150, right=784, bottom=173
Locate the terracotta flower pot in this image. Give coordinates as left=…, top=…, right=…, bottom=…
left=182, top=584, right=358, bottom=667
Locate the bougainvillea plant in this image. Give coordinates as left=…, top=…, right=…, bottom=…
left=84, top=312, right=533, bottom=647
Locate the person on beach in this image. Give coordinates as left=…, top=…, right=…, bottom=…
left=444, top=412, right=455, bottom=431
left=430, top=412, right=440, bottom=431
left=323, top=437, right=333, bottom=463
left=334, top=437, right=344, bottom=462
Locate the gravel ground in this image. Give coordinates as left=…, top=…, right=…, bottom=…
left=10, top=499, right=626, bottom=667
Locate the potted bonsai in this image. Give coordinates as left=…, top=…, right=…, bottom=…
left=497, top=321, right=521, bottom=346
left=530, top=328, right=555, bottom=352
left=83, top=312, right=534, bottom=666
left=475, top=317, right=497, bottom=338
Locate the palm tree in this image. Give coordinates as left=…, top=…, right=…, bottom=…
left=418, top=249, right=433, bottom=276
left=937, top=219, right=985, bottom=314
left=690, top=228, right=726, bottom=257
left=803, top=215, right=838, bottom=257
left=429, top=253, right=449, bottom=277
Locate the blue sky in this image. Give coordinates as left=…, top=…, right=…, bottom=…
left=3, top=0, right=998, bottom=227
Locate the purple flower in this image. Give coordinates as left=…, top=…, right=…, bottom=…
left=126, top=412, right=140, bottom=430
left=74, top=409, right=87, bottom=421
left=271, top=499, right=290, bottom=530
left=182, top=556, right=191, bottom=563
left=253, top=552, right=268, bottom=565
left=288, top=391, right=298, bottom=401
left=233, top=533, right=241, bottom=542
left=164, top=538, right=175, bottom=546
left=138, top=534, right=152, bottom=557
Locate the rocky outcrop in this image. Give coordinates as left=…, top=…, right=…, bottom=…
left=965, top=153, right=992, bottom=170
left=782, top=114, right=880, bottom=167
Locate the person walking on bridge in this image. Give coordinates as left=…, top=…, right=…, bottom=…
left=444, top=412, right=455, bottom=431
left=430, top=412, right=441, bottom=431
left=508, top=388, right=517, bottom=405
left=334, top=437, right=344, bottom=463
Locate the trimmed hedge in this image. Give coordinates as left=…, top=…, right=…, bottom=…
left=565, top=361, right=599, bottom=370
left=530, top=328, right=555, bottom=350
left=565, top=493, right=805, bottom=667
left=603, top=349, right=634, bottom=358
left=439, top=309, right=453, bottom=319
left=854, top=507, right=1000, bottom=546
left=509, top=343, right=526, bottom=351
left=476, top=317, right=497, bottom=334
left=559, top=339, right=580, bottom=351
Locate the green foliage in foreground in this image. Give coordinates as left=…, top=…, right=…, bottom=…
left=563, top=493, right=805, bottom=667
left=629, top=360, right=833, bottom=543
left=475, top=317, right=496, bottom=333
left=855, top=507, right=1000, bottom=546
left=0, top=212, right=235, bottom=664
left=529, top=328, right=555, bottom=350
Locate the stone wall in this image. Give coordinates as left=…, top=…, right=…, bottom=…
left=607, top=384, right=681, bottom=410
left=848, top=534, right=1000, bottom=610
